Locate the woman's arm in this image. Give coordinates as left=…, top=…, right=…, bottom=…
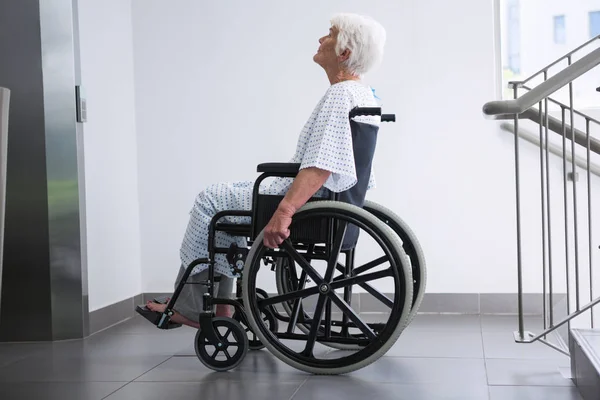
left=262, top=167, right=331, bottom=248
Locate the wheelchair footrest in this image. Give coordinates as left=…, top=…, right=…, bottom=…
left=135, top=305, right=182, bottom=329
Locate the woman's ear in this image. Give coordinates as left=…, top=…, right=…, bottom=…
left=338, top=49, right=351, bottom=62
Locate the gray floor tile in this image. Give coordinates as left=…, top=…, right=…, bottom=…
left=0, top=382, right=127, bottom=400
left=105, top=381, right=304, bottom=400
left=311, top=356, right=488, bottom=385
left=38, top=330, right=194, bottom=359
left=482, top=331, right=570, bottom=361
left=100, top=315, right=180, bottom=335
left=480, top=315, right=547, bottom=333
left=407, top=314, right=482, bottom=332
left=488, top=385, right=583, bottom=400
left=388, top=329, right=484, bottom=358
left=294, top=379, right=490, bottom=400
left=485, top=358, right=574, bottom=387
left=0, top=354, right=170, bottom=382
left=0, top=342, right=50, bottom=368
left=135, top=352, right=308, bottom=382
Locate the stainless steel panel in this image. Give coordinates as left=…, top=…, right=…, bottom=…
left=39, top=0, right=88, bottom=340
left=0, top=0, right=87, bottom=341
left=0, top=87, right=9, bottom=323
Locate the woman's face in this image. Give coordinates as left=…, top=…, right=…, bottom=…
left=314, top=26, right=341, bottom=69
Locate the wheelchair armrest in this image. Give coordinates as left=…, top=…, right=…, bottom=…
left=257, top=163, right=301, bottom=174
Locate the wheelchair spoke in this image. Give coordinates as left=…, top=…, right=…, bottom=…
left=342, top=249, right=354, bottom=336
left=281, top=240, right=323, bottom=284
left=352, top=256, right=389, bottom=276
left=261, top=285, right=320, bottom=308
left=211, top=348, right=219, bottom=359
left=329, top=292, right=376, bottom=340
left=303, top=294, right=327, bottom=357
left=326, top=222, right=347, bottom=282
left=330, top=268, right=393, bottom=290
left=287, top=270, right=308, bottom=334
left=359, top=282, right=394, bottom=309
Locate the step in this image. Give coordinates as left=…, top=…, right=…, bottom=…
left=570, top=328, right=600, bottom=400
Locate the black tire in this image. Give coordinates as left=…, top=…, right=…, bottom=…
left=242, top=201, right=413, bottom=375
left=194, top=317, right=248, bottom=371
left=362, top=200, right=427, bottom=327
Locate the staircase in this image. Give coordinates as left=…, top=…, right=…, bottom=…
left=483, top=35, right=600, bottom=399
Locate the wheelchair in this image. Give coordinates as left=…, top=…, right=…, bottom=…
left=136, top=107, right=427, bottom=375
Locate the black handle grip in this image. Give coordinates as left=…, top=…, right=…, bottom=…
left=349, top=107, right=381, bottom=118
left=350, top=107, right=395, bottom=122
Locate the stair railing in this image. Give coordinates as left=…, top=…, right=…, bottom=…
left=483, top=35, right=600, bottom=356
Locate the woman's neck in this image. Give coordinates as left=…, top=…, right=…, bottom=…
left=326, top=67, right=361, bottom=85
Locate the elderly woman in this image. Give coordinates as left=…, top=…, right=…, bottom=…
left=146, top=13, right=386, bottom=328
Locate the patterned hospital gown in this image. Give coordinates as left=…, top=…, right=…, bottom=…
left=180, top=80, right=380, bottom=277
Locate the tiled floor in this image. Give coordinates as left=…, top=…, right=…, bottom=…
left=0, top=314, right=582, bottom=400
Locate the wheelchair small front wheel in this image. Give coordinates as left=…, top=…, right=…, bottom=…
left=194, top=317, right=248, bottom=371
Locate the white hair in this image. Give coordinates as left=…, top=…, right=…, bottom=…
left=330, top=13, right=386, bottom=76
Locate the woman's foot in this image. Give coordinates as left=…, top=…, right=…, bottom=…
left=216, top=304, right=234, bottom=318
left=145, top=300, right=234, bottom=326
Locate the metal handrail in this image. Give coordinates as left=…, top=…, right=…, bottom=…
left=482, top=45, right=600, bottom=117
left=519, top=35, right=600, bottom=86
left=518, top=108, right=600, bottom=155
left=520, top=85, right=600, bottom=126
left=500, top=123, right=600, bottom=176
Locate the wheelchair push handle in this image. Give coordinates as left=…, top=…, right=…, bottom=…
left=350, top=107, right=396, bottom=122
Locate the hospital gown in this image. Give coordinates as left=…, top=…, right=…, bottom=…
left=180, top=80, right=380, bottom=277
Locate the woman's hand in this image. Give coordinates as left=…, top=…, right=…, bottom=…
left=263, top=203, right=295, bottom=248
left=262, top=167, right=331, bottom=248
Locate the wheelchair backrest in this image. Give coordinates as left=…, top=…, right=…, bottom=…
left=251, top=107, right=391, bottom=251
left=337, top=111, right=380, bottom=250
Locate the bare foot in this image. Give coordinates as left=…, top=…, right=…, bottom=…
left=146, top=300, right=233, bottom=327
left=146, top=301, right=167, bottom=313
left=145, top=301, right=200, bottom=329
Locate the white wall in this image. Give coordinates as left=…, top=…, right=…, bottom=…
left=132, top=0, right=600, bottom=295
left=78, top=0, right=142, bottom=311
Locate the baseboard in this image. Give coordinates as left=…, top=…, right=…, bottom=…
left=89, top=294, right=143, bottom=335
left=87, top=292, right=565, bottom=335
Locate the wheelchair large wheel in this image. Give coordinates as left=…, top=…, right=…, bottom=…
left=274, top=200, right=427, bottom=350
left=242, top=201, right=413, bottom=375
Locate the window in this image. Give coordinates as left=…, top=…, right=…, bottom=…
left=590, top=11, right=600, bottom=38
left=506, top=0, right=521, bottom=74
left=553, top=15, right=565, bottom=44
left=498, top=0, right=599, bottom=109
